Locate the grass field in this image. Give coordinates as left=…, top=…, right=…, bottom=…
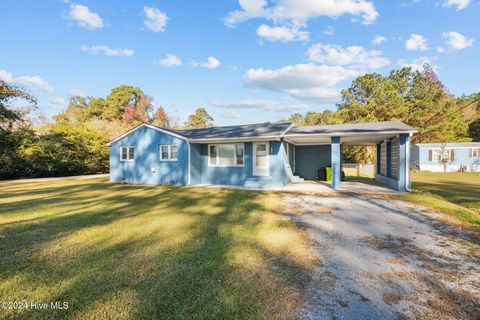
left=0, top=179, right=316, bottom=320
left=405, top=172, right=480, bottom=228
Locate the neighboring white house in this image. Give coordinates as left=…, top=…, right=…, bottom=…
left=411, top=142, right=480, bottom=172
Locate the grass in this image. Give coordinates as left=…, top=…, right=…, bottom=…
left=403, top=172, right=480, bottom=228
left=0, top=178, right=316, bottom=320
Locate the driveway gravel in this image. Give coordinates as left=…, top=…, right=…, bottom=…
left=282, top=193, right=480, bottom=320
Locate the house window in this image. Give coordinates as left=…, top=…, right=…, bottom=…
left=470, top=148, right=480, bottom=158
left=208, top=144, right=244, bottom=167
left=159, top=145, right=178, bottom=161
left=120, top=146, right=134, bottom=161
left=432, top=149, right=455, bottom=162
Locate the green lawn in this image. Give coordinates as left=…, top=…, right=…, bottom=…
left=0, top=179, right=316, bottom=320
left=404, top=172, right=480, bottom=228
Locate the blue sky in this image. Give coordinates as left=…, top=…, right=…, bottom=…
left=1, top=0, right=479, bottom=126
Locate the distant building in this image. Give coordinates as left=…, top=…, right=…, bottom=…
left=411, top=142, right=480, bottom=172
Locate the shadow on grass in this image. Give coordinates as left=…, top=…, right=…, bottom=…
left=0, top=180, right=313, bottom=319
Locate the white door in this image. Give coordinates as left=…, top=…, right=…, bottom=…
left=253, top=142, right=269, bottom=176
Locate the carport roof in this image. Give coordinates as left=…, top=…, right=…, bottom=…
left=285, top=121, right=416, bottom=136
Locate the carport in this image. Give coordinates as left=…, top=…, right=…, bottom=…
left=283, top=121, right=417, bottom=192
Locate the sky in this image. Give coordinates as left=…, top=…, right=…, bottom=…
left=1, top=0, right=479, bottom=126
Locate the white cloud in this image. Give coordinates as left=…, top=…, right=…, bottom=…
left=442, top=0, right=470, bottom=10
left=397, top=57, right=436, bottom=72
left=243, top=63, right=358, bottom=102
left=218, top=111, right=241, bottom=119
left=436, top=47, right=445, bottom=53
left=81, top=45, right=135, bottom=57
left=0, top=70, right=54, bottom=93
left=50, top=97, right=66, bottom=106
left=212, top=99, right=308, bottom=112
left=307, top=43, right=389, bottom=69
left=192, top=56, right=221, bottom=69
left=405, top=34, right=429, bottom=51
left=67, top=4, right=104, bottom=29
left=442, top=31, right=474, bottom=50
left=143, top=6, right=168, bottom=32
left=225, top=0, right=379, bottom=26
left=256, top=24, right=309, bottom=42
left=323, top=26, right=334, bottom=36
left=155, top=54, right=182, bottom=67
left=68, top=88, right=87, bottom=96
left=372, top=35, right=386, bottom=45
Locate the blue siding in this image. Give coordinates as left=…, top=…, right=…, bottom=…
left=375, top=134, right=410, bottom=191
left=417, top=147, right=480, bottom=166
left=189, top=141, right=289, bottom=188
left=294, top=145, right=331, bottom=180
left=110, top=126, right=188, bottom=185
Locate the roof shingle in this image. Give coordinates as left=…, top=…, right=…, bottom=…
left=167, top=122, right=293, bottom=140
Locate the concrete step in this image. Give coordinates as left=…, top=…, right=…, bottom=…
left=291, top=175, right=304, bottom=183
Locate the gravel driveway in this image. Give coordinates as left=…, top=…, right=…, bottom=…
left=283, top=193, right=480, bottom=320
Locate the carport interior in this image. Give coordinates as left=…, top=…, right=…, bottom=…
left=284, top=130, right=412, bottom=192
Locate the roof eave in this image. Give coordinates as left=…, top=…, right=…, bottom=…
left=189, top=135, right=282, bottom=143
left=106, top=123, right=189, bottom=146
left=285, top=129, right=417, bottom=138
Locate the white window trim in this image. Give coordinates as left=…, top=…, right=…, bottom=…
left=159, top=144, right=179, bottom=161
left=120, top=146, right=135, bottom=162
left=208, top=143, right=245, bottom=167
left=470, top=148, right=479, bottom=158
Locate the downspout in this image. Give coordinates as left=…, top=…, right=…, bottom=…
left=187, top=140, right=191, bottom=186
left=405, top=133, right=411, bottom=192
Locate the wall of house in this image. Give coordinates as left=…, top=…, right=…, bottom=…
left=190, top=140, right=291, bottom=188
left=375, top=134, right=409, bottom=191
left=294, top=145, right=331, bottom=180
left=416, top=147, right=480, bottom=172
left=110, top=126, right=188, bottom=185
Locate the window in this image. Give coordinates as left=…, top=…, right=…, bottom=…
left=470, top=148, right=480, bottom=158
left=431, top=148, right=454, bottom=162
left=159, top=145, right=178, bottom=161
left=120, top=146, right=134, bottom=161
left=209, top=144, right=244, bottom=167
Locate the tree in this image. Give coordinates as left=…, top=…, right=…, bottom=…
left=0, top=80, right=36, bottom=130
left=336, top=65, right=469, bottom=144
left=436, top=143, right=453, bottom=173
left=285, top=113, right=305, bottom=126
left=152, top=106, right=170, bottom=128
left=184, top=107, right=214, bottom=129
left=103, top=85, right=144, bottom=121
left=469, top=118, right=480, bottom=141
left=19, top=122, right=109, bottom=177
left=122, top=95, right=152, bottom=126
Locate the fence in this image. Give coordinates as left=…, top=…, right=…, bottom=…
left=343, top=163, right=375, bottom=178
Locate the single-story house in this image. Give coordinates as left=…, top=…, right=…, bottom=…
left=411, top=142, right=480, bottom=172
left=107, top=121, right=417, bottom=191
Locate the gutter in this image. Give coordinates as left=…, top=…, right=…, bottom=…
left=284, top=130, right=418, bottom=138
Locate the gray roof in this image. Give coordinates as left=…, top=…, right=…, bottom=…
left=167, top=122, right=293, bottom=140
left=285, top=121, right=416, bottom=136
left=415, top=142, right=480, bottom=148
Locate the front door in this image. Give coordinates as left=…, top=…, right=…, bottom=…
left=253, top=142, right=269, bottom=176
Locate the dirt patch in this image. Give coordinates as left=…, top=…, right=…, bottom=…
left=283, top=192, right=480, bottom=320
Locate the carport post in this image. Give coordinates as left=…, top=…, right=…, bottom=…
left=331, top=137, right=341, bottom=190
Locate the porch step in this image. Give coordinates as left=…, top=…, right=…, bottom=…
left=291, top=175, right=304, bottom=183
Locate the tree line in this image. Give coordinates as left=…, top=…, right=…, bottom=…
left=0, top=82, right=215, bottom=179
left=284, top=65, right=479, bottom=163
left=1, top=64, right=478, bottom=179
